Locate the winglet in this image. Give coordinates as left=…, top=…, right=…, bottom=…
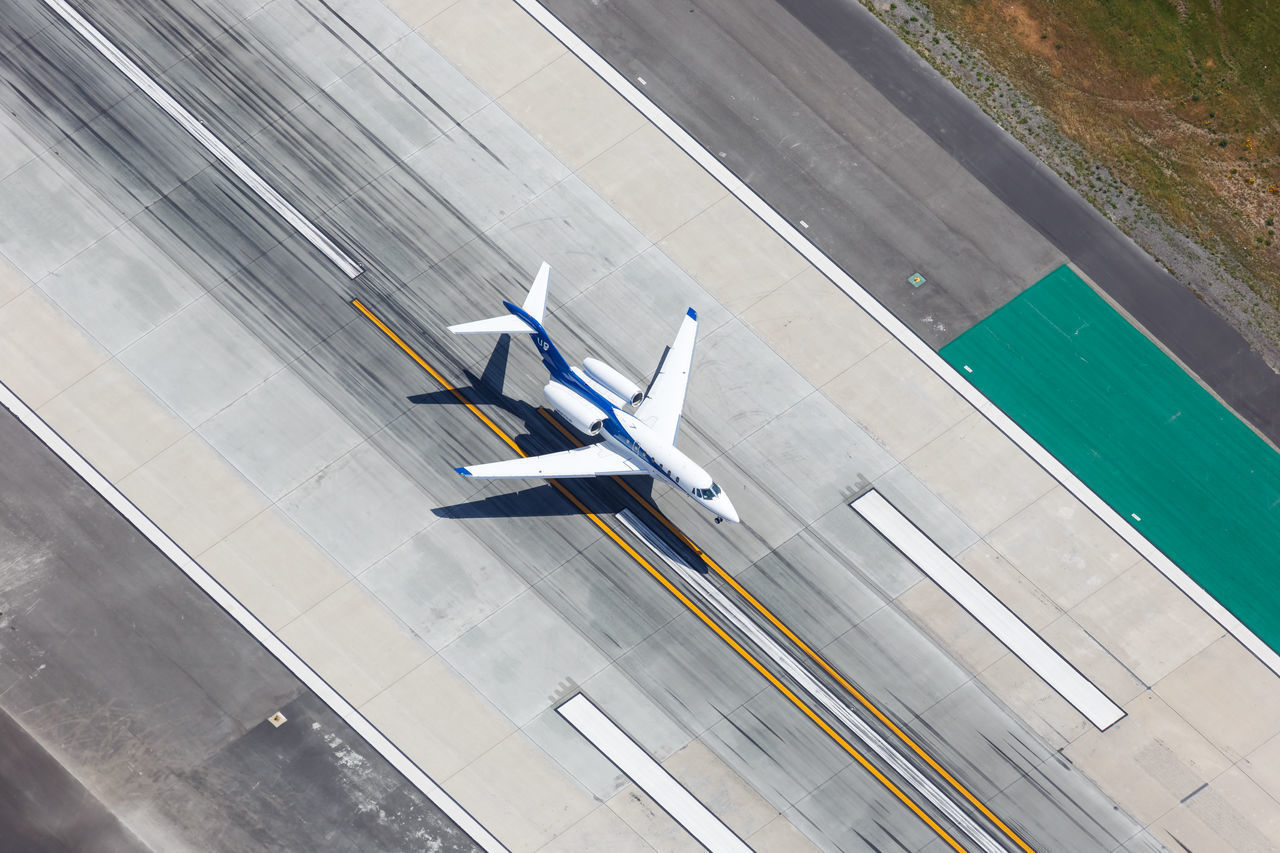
left=454, top=467, right=473, bottom=476
left=686, top=307, right=697, bottom=321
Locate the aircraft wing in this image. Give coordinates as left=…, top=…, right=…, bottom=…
left=456, top=443, right=643, bottom=479
left=636, top=308, right=698, bottom=443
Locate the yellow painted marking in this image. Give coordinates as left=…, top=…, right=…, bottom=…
left=354, top=299, right=970, bottom=853
left=536, top=408, right=1035, bottom=853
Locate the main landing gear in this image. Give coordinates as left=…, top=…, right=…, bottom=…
left=714, top=517, right=724, bottom=524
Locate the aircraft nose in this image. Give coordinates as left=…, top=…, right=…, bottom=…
left=716, top=494, right=740, bottom=524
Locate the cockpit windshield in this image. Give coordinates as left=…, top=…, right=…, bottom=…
left=692, top=482, right=722, bottom=500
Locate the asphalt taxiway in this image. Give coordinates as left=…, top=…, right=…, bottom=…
left=542, top=0, right=1280, bottom=443
left=0, top=404, right=480, bottom=851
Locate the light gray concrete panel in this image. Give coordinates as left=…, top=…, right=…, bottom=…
left=0, top=155, right=119, bottom=282
left=871, top=465, right=983, bottom=556
left=118, top=293, right=285, bottom=428
left=705, top=687, right=851, bottom=809
left=279, top=440, right=437, bottom=574
left=535, top=537, right=686, bottom=659
left=211, top=240, right=356, bottom=364
left=70, top=0, right=241, bottom=76
left=989, top=754, right=1152, bottom=853
left=360, top=518, right=527, bottom=650
left=403, top=102, right=572, bottom=234
left=563, top=245, right=734, bottom=388
left=50, top=90, right=212, bottom=221
left=40, top=221, right=206, bottom=354
left=914, top=679, right=1055, bottom=799
left=807, top=502, right=924, bottom=601
left=441, top=589, right=611, bottom=726
left=794, top=759, right=945, bottom=853
left=487, top=176, right=653, bottom=301
left=323, top=33, right=491, bottom=162
left=823, top=605, right=972, bottom=727
left=0, top=117, right=36, bottom=180
left=685, top=317, right=814, bottom=450
left=130, top=165, right=295, bottom=287
left=444, top=496, right=611, bottom=585
left=234, top=93, right=403, bottom=213
left=288, top=314, right=421, bottom=438
left=373, top=406, right=519, bottom=508
left=0, top=24, right=136, bottom=143
left=523, top=703, right=631, bottom=800
left=733, top=529, right=887, bottom=649
left=0, top=0, right=51, bottom=56
left=726, top=392, right=895, bottom=526
left=619, top=610, right=769, bottom=734
left=326, top=166, right=484, bottom=283
left=156, top=14, right=321, bottom=148
left=246, top=0, right=408, bottom=92
left=578, top=665, right=695, bottom=764
left=198, top=367, right=365, bottom=500
left=320, top=62, right=446, bottom=166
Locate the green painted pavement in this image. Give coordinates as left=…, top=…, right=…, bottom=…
left=940, top=265, right=1280, bottom=650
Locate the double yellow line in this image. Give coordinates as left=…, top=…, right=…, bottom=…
left=353, top=298, right=1034, bottom=853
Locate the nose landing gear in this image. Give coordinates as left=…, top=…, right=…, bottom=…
left=714, top=517, right=723, bottom=524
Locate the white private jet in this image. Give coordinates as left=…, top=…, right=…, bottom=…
left=449, top=263, right=739, bottom=524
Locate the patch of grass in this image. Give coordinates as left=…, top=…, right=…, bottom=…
left=917, top=0, right=1280, bottom=309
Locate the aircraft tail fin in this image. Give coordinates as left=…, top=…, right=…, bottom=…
left=447, top=262, right=550, bottom=335
left=521, top=262, right=550, bottom=324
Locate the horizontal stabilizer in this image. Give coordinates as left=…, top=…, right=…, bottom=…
left=448, top=315, right=536, bottom=335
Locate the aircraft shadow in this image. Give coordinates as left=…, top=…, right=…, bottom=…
left=413, top=333, right=660, bottom=521
left=432, top=482, right=618, bottom=519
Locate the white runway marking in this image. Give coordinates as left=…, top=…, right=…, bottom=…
left=0, top=379, right=506, bottom=853
left=511, top=0, right=1280, bottom=680
left=618, top=511, right=1009, bottom=853
left=558, top=693, right=753, bottom=853
left=43, top=0, right=363, bottom=279
left=853, top=490, right=1125, bottom=730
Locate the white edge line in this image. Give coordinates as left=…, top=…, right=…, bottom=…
left=616, top=511, right=1007, bottom=853
left=853, top=490, right=1125, bottom=730
left=557, top=693, right=754, bottom=853
left=508, top=0, right=1280, bottom=679
left=0, top=379, right=508, bottom=853
left=43, top=0, right=363, bottom=279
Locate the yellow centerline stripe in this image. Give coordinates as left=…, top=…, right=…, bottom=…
left=353, top=300, right=522, bottom=456
left=535, top=410, right=1035, bottom=853
left=352, top=299, right=969, bottom=853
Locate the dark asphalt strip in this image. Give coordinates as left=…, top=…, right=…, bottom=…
left=773, top=0, right=1280, bottom=443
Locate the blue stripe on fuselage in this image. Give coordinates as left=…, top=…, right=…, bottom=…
left=505, top=301, right=617, bottom=415
left=503, top=300, right=687, bottom=495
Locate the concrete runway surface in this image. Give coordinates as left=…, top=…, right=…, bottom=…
left=3, top=0, right=1272, bottom=849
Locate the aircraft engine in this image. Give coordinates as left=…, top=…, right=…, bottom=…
left=544, top=382, right=606, bottom=435
left=582, top=358, right=643, bottom=406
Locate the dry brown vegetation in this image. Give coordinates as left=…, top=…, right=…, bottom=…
left=899, top=0, right=1280, bottom=331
